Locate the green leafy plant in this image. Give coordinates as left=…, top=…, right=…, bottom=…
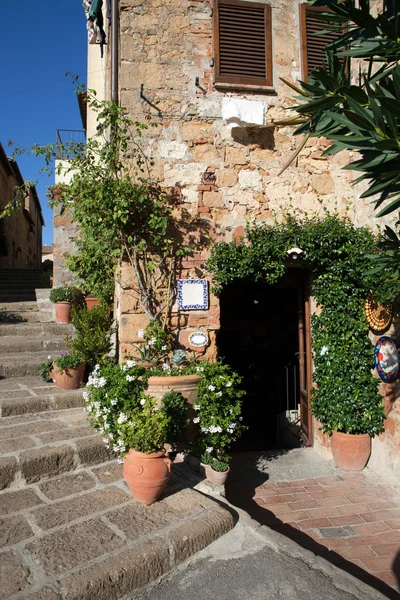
left=39, top=357, right=54, bottom=382
left=189, top=362, right=246, bottom=467
left=65, top=305, right=113, bottom=368
left=132, top=320, right=173, bottom=363
left=208, top=212, right=388, bottom=437
left=49, top=286, right=85, bottom=304
left=171, top=349, right=187, bottom=366
left=54, top=351, right=84, bottom=373
left=160, top=390, right=188, bottom=448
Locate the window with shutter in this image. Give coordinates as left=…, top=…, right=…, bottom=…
left=214, top=0, right=272, bottom=87
left=300, top=4, right=343, bottom=78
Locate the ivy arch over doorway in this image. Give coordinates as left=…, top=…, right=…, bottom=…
left=207, top=213, right=391, bottom=443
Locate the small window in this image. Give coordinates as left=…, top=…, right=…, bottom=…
left=300, top=4, right=343, bottom=78
left=214, top=0, right=272, bottom=87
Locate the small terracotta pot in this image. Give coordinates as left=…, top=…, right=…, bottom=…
left=135, top=360, right=157, bottom=369
left=85, top=297, right=100, bottom=310
left=54, top=301, right=73, bottom=324
left=330, top=430, right=371, bottom=471
left=202, top=463, right=230, bottom=485
left=123, top=448, right=171, bottom=505
left=51, top=363, right=85, bottom=390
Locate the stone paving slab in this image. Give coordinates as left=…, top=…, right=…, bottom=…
left=0, top=323, right=72, bottom=338
left=0, top=409, right=110, bottom=489
left=0, top=462, right=235, bottom=600
left=0, top=352, right=57, bottom=378
left=0, top=336, right=67, bottom=354
left=225, top=449, right=400, bottom=597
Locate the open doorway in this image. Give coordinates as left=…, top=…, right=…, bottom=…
left=217, top=268, right=312, bottom=451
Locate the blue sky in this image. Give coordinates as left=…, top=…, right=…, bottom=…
left=1, top=2, right=88, bottom=245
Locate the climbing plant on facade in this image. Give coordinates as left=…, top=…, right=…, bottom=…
left=208, top=212, right=392, bottom=436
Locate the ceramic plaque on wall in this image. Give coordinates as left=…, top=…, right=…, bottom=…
left=188, top=331, right=209, bottom=349
left=374, top=336, right=400, bottom=383
left=178, top=280, right=208, bottom=310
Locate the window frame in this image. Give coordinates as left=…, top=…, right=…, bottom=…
left=213, top=0, right=273, bottom=88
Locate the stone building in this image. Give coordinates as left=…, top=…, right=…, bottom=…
left=0, top=143, right=44, bottom=270
left=54, top=0, right=400, bottom=487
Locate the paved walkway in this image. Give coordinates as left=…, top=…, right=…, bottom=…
left=225, top=449, right=400, bottom=599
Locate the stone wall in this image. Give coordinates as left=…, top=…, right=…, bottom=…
left=0, top=146, right=43, bottom=270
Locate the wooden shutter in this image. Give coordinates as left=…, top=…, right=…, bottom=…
left=214, top=0, right=272, bottom=87
left=300, top=4, right=343, bottom=78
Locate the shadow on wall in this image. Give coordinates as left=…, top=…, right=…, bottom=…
left=231, top=126, right=275, bottom=150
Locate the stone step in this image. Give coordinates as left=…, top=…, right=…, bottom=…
left=0, top=322, right=72, bottom=337
left=0, top=310, right=53, bottom=324
left=0, top=462, right=232, bottom=600
left=0, top=352, right=56, bottom=377
left=0, top=335, right=68, bottom=353
left=0, top=408, right=112, bottom=489
left=0, top=376, right=83, bottom=415
left=0, top=293, right=37, bottom=303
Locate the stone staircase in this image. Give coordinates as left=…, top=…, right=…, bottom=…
left=0, top=269, right=49, bottom=303
left=0, top=299, right=233, bottom=600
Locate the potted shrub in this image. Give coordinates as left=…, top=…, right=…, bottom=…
left=51, top=351, right=85, bottom=390
left=65, top=305, right=114, bottom=371
left=49, top=286, right=85, bottom=323
left=84, top=361, right=187, bottom=505
left=188, top=362, right=246, bottom=484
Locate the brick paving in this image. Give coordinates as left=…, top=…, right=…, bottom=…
left=226, top=451, right=400, bottom=599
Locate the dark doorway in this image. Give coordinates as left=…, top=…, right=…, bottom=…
left=217, top=269, right=308, bottom=451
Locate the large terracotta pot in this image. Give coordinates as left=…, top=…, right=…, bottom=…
left=147, top=374, right=201, bottom=442
left=54, top=301, right=73, bottom=324
left=123, top=448, right=171, bottom=505
left=85, top=297, right=100, bottom=310
left=51, top=363, right=85, bottom=390
left=330, top=430, right=371, bottom=471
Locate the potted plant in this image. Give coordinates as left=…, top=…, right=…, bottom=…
left=49, top=286, right=85, bottom=323
left=64, top=305, right=114, bottom=371
left=84, top=360, right=187, bottom=504
left=50, top=351, right=85, bottom=390
left=188, top=362, right=246, bottom=484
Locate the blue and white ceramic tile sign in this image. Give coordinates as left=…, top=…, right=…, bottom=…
left=177, top=279, right=208, bottom=310
left=374, top=336, right=400, bottom=383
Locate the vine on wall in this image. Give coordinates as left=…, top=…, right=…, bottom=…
left=208, top=213, right=393, bottom=436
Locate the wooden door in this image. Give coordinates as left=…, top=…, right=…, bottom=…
left=298, top=275, right=313, bottom=445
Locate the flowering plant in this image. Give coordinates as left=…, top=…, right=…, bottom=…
left=83, top=360, right=187, bottom=457
left=189, top=362, right=246, bottom=470
left=53, top=350, right=85, bottom=373
left=132, top=320, right=173, bottom=363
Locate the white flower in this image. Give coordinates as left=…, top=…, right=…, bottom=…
left=126, top=374, right=136, bottom=382
left=94, top=364, right=100, bottom=372
left=216, top=391, right=222, bottom=397
left=208, top=385, right=215, bottom=391
left=209, top=425, right=222, bottom=433
left=320, top=345, right=329, bottom=356
left=138, top=329, right=144, bottom=339
left=161, top=345, right=167, bottom=351
left=117, top=413, right=128, bottom=424
left=149, top=337, right=156, bottom=346
left=193, top=417, right=200, bottom=424
left=225, top=382, right=232, bottom=388
left=229, top=423, right=237, bottom=430
left=201, top=427, right=209, bottom=433
left=162, top=363, right=171, bottom=371
left=239, top=416, right=243, bottom=421
left=111, top=397, right=118, bottom=406
left=196, top=366, right=204, bottom=372
left=82, top=390, right=89, bottom=402
left=194, top=404, right=201, bottom=411
left=206, top=446, right=213, bottom=453
left=140, top=398, right=146, bottom=406
left=126, top=360, right=136, bottom=368
left=117, top=457, right=124, bottom=464
left=47, top=355, right=52, bottom=360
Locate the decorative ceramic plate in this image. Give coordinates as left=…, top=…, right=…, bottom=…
left=188, top=331, right=209, bottom=348
left=178, top=279, right=208, bottom=310
left=374, top=336, right=400, bottom=383
left=365, top=294, right=392, bottom=333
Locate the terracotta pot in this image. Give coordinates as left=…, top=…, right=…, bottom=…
left=51, top=363, right=85, bottom=390
left=123, top=448, right=171, bottom=505
left=147, top=374, right=201, bottom=443
left=54, top=301, right=73, bottom=324
left=135, top=360, right=157, bottom=369
left=202, top=463, right=230, bottom=485
left=85, top=297, right=100, bottom=310
left=330, top=430, right=371, bottom=471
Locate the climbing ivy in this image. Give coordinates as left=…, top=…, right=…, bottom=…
left=208, top=212, right=393, bottom=436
